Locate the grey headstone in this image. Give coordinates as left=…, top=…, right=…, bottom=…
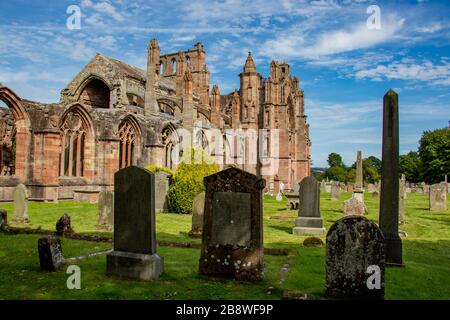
left=38, top=236, right=65, bottom=272
left=189, top=191, right=205, bottom=237
left=379, top=90, right=403, bottom=266
left=293, top=176, right=325, bottom=235
left=429, top=183, right=447, bottom=211
left=13, top=184, right=29, bottom=223
left=98, top=191, right=114, bottom=229
left=199, top=167, right=265, bottom=281
left=330, top=183, right=340, bottom=201
left=355, top=151, right=363, bottom=191
left=320, top=180, right=326, bottom=193
left=399, top=175, right=406, bottom=224
left=155, top=171, right=171, bottom=212
left=326, top=216, right=385, bottom=299
left=106, top=166, right=163, bottom=281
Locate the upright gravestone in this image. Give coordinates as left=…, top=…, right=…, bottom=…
left=343, top=197, right=366, bottom=216
left=325, top=216, right=385, bottom=299
left=285, top=181, right=300, bottom=210
left=97, top=191, right=114, bottom=229
left=13, top=184, right=29, bottom=223
left=293, top=176, right=325, bottom=235
left=38, top=236, right=65, bottom=272
left=320, top=180, right=326, bottom=193
left=199, top=167, right=265, bottom=281
left=0, top=208, right=7, bottom=230
left=354, top=150, right=364, bottom=203
left=367, top=184, right=377, bottom=193
left=429, top=183, right=447, bottom=211
left=330, top=183, right=340, bottom=201
left=155, top=171, right=171, bottom=212
left=55, top=213, right=74, bottom=236
left=106, top=166, right=163, bottom=281
left=189, top=191, right=205, bottom=238
left=379, top=90, right=403, bottom=266
left=399, top=174, right=406, bottom=225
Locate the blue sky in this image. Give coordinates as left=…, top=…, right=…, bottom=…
left=0, top=0, right=449, bottom=167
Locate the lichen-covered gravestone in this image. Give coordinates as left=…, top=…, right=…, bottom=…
left=97, top=191, right=114, bottom=229
left=155, top=171, right=171, bottom=212
left=188, top=191, right=205, bottom=238
left=55, top=213, right=74, bottom=236
left=13, top=183, right=29, bottom=223
left=199, top=167, right=265, bottom=281
left=293, top=176, right=325, bottom=235
left=326, top=216, right=385, bottom=299
left=429, top=183, right=447, bottom=211
left=106, top=166, right=163, bottom=281
left=38, top=236, right=65, bottom=271
left=343, top=197, right=365, bottom=216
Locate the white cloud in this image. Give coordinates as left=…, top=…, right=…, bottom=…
left=416, top=23, right=444, bottom=33
left=261, top=14, right=405, bottom=59
left=354, top=58, right=450, bottom=86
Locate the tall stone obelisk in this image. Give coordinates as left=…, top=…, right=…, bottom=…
left=353, top=150, right=364, bottom=202
left=379, top=90, right=403, bottom=266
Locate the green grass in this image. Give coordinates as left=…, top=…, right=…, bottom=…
left=0, top=191, right=449, bottom=300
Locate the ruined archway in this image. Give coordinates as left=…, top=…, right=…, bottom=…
left=0, top=86, right=30, bottom=180
left=78, top=77, right=111, bottom=109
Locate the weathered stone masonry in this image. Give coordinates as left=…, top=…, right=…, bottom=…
left=0, top=39, right=311, bottom=201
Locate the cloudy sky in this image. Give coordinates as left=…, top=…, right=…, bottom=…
left=0, top=0, right=449, bottom=167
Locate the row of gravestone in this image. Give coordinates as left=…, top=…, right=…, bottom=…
left=36, top=166, right=387, bottom=299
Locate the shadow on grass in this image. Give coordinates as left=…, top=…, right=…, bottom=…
left=269, top=225, right=293, bottom=234
left=417, top=213, right=450, bottom=224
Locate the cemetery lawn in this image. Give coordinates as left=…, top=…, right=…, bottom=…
left=1, top=192, right=449, bottom=300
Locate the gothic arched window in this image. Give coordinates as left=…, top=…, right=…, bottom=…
left=172, top=58, right=177, bottom=75
left=118, top=119, right=140, bottom=169
left=60, top=112, right=86, bottom=177
left=162, top=126, right=179, bottom=170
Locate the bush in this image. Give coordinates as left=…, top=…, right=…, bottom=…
left=145, top=165, right=175, bottom=176
left=167, top=148, right=218, bottom=214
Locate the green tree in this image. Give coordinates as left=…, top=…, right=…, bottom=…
left=362, top=158, right=380, bottom=183
left=418, top=128, right=450, bottom=183
left=325, top=166, right=347, bottom=182
left=364, top=166, right=380, bottom=183
left=327, top=153, right=345, bottom=168
left=365, top=156, right=382, bottom=175
left=167, top=148, right=218, bottom=214
left=399, top=151, right=421, bottom=182
left=346, top=168, right=356, bottom=183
